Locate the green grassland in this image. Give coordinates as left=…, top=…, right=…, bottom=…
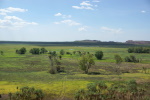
left=0, top=44, right=150, bottom=99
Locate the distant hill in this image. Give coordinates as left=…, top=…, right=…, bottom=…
left=126, top=40, right=150, bottom=45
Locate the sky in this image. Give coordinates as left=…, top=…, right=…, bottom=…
left=0, top=0, right=150, bottom=42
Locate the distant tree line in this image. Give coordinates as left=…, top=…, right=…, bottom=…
left=128, top=47, right=150, bottom=53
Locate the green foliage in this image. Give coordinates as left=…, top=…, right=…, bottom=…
left=12, top=86, right=44, bottom=100
left=79, top=54, right=95, bottom=74
left=114, top=54, right=123, bottom=64
left=16, top=47, right=26, bottom=54
left=60, top=49, right=65, bottom=55
left=30, top=48, right=47, bottom=54
left=75, top=80, right=147, bottom=100
left=128, top=47, right=150, bottom=53
left=30, top=48, right=40, bottom=54
left=95, top=51, right=103, bottom=60
left=0, top=51, right=3, bottom=55
left=124, top=55, right=139, bottom=63
left=40, top=48, right=47, bottom=54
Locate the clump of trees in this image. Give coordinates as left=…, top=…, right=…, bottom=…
left=128, top=47, right=150, bottom=53
left=125, top=55, right=140, bottom=63
left=30, top=48, right=47, bottom=54
left=10, top=86, right=44, bottom=100
left=48, top=51, right=64, bottom=74
left=75, top=80, right=147, bottom=100
left=16, top=47, right=26, bottom=54
left=95, top=51, right=103, bottom=60
left=79, top=54, right=95, bottom=74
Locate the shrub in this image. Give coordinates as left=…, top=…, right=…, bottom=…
left=16, top=47, right=26, bottom=54
left=95, top=51, right=103, bottom=60
left=128, top=47, right=150, bottom=53
left=75, top=80, right=147, bottom=100
left=30, top=48, right=40, bottom=54
left=60, top=49, right=65, bottom=55
left=124, top=55, right=139, bottom=63
left=114, top=54, right=123, bottom=64
left=11, top=86, right=44, bottom=100
left=40, top=48, right=47, bottom=54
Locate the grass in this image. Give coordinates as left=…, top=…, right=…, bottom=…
left=0, top=44, right=150, bottom=99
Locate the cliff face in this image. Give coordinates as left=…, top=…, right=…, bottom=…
left=126, top=40, right=150, bottom=45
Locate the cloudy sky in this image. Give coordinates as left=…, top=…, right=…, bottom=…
left=0, top=0, right=150, bottom=42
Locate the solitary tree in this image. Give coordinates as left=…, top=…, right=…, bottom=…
left=60, top=49, right=65, bottom=55
left=0, top=51, right=3, bottom=55
left=79, top=54, right=95, bottom=74
left=95, top=51, right=103, bottom=60
left=114, top=54, right=122, bottom=65
left=114, top=54, right=123, bottom=77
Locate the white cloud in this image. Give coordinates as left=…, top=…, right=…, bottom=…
left=0, top=16, right=38, bottom=29
left=72, top=1, right=96, bottom=10
left=54, top=13, right=62, bottom=16
left=54, top=13, right=72, bottom=18
left=61, top=20, right=81, bottom=26
left=54, top=20, right=81, bottom=26
left=100, top=26, right=122, bottom=34
left=80, top=1, right=92, bottom=6
left=0, top=7, right=27, bottom=15
left=72, top=6, right=94, bottom=10
left=141, top=10, right=146, bottom=13
left=78, top=26, right=88, bottom=31
left=4, top=16, right=23, bottom=21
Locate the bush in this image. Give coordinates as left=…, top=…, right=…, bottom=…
left=40, top=48, right=47, bottom=54
left=30, top=48, right=40, bottom=54
left=11, top=86, right=44, bottom=100
left=114, top=54, right=122, bottom=64
left=95, top=51, right=103, bottom=60
left=128, top=47, right=150, bottom=53
left=60, top=49, right=65, bottom=55
left=16, top=47, right=26, bottom=54
left=75, top=80, right=147, bottom=100
left=124, top=55, right=139, bottom=63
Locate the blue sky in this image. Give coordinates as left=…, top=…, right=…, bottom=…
left=0, top=0, right=150, bottom=42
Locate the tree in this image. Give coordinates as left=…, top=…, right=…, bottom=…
left=114, top=54, right=122, bottom=65
left=114, top=54, right=123, bottom=76
left=30, top=48, right=40, bottom=54
left=40, top=48, right=47, bottom=54
left=60, top=49, right=65, bottom=55
left=48, top=51, right=63, bottom=74
left=0, top=51, right=3, bottom=55
left=95, top=51, right=103, bottom=60
left=79, top=54, right=95, bottom=74
left=16, top=47, right=26, bottom=54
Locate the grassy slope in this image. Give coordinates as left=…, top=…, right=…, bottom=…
left=0, top=44, right=150, bottom=99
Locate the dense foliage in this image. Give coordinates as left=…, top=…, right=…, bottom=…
left=95, top=51, right=103, bottom=60
left=79, top=54, right=95, bottom=74
left=30, top=48, right=47, bottom=54
left=114, top=54, right=123, bottom=64
left=16, top=47, right=26, bottom=54
left=128, top=47, right=150, bottom=53
left=125, top=55, right=140, bottom=63
left=75, top=80, right=148, bottom=100
left=10, top=86, right=44, bottom=100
